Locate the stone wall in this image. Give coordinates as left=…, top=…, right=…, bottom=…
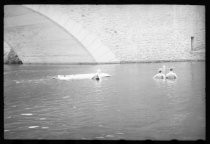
left=53, top=5, right=205, bottom=61
left=4, top=5, right=96, bottom=63
left=4, top=5, right=205, bottom=63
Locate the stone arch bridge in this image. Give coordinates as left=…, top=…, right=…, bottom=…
left=4, top=5, right=205, bottom=64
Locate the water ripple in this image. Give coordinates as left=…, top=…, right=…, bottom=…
left=95, top=136, right=105, bottom=139
left=105, top=134, right=115, bottom=138
left=4, top=62, right=205, bottom=139
left=39, top=118, right=47, bottom=120
left=116, top=132, right=124, bottom=135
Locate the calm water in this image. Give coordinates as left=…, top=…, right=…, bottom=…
left=4, top=62, right=205, bottom=140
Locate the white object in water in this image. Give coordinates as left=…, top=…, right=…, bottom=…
left=54, top=73, right=111, bottom=80
left=28, top=126, right=39, bottom=129
left=4, top=130, right=10, bottom=132
left=41, top=127, right=49, bottom=129
left=21, top=113, right=33, bottom=116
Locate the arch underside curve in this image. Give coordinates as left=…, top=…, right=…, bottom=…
left=24, top=5, right=119, bottom=63
left=4, top=5, right=98, bottom=63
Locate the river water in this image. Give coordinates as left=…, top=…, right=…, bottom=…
left=4, top=62, right=205, bottom=140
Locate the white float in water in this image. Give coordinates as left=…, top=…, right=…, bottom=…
left=28, top=126, right=39, bottom=129
left=4, top=130, right=10, bottom=132
left=21, top=113, right=33, bottom=116
left=41, top=126, right=49, bottom=129
left=53, top=73, right=111, bottom=80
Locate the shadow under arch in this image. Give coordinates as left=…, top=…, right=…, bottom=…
left=21, top=5, right=97, bottom=62
left=23, top=5, right=119, bottom=63
left=4, top=41, right=23, bottom=63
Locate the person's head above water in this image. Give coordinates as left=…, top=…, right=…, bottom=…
left=170, top=68, right=173, bottom=71
left=158, top=70, right=162, bottom=73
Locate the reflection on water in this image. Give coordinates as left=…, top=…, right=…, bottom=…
left=4, top=62, right=205, bottom=140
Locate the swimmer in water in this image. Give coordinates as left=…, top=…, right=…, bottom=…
left=166, top=68, right=177, bottom=79
left=92, top=69, right=101, bottom=80
left=153, top=69, right=165, bottom=79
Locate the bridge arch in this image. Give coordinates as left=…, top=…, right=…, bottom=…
left=23, top=5, right=119, bottom=63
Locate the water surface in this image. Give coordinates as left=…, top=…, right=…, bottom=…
left=4, top=62, right=205, bottom=140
